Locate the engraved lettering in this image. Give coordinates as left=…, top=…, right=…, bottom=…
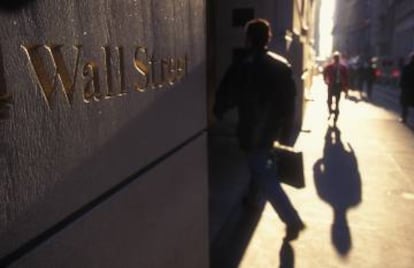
left=134, top=47, right=149, bottom=92
left=22, top=45, right=81, bottom=107
left=103, top=46, right=125, bottom=97
left=50, top=45, right=81, bottom=103
left=168, top=58, right=178, bottom=85
left=118, top=46, right=127, bottom=95
left=149, top=56, right=159, bottom=89
left=161, top=58, right=170, bottom=85
left=149, top=54, right=168, bottom=89
left=176, top=55, right=188, bottom=80
left=20, top=44, right=189, bottom=111
left=82, top=62, right=101, bottom=102
left=103, top=46, right=114, bottom=97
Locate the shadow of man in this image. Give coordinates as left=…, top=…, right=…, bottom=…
left=209, top=202, right=265, bottom=268
left=279, top=240, right=295, bottom=268
left=313, top=126, right=362, bottom=256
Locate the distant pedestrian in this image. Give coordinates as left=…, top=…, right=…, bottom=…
left=348, top=58, right=358, bottom=91
left=363, top=59, right=376, bottom=100
left=323, top=51, right=349, bottom=126
left=356, top=59, right=365, bottom=94
left=399, top=53, right=414, bottom=123
left=214, top=18, right=305, bottom=240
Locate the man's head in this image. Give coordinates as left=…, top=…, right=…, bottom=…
left=245, top=18, right=272, bottom=49
left=332, top=51, right=341, bottom=64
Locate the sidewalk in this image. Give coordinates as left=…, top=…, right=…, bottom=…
left=212, top=76, right=414, bottom=267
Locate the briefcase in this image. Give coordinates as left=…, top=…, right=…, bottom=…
left=272, top=143, right=305, bottom=189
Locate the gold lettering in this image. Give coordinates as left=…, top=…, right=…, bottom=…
left=134, top=47, right=149, bottom=92
left=22, top=45, right=81, bottom=107
left=176, top=55, right=188, bottom=80
left=149, top=56, right=158, bottom=89
left=103, top=46, right=114, bottom=97
left=118, top=46, right=127, bottom=95
left=20, top=44, right=189, bottom=110
left=149, top=54, right=167, bottom=89
left=167, top=58, right=177, bottom=85
left=161, top=58, right=170, bottom=85
left=103, top=46, right=125, bottom=97
left=82, top=62, right=101, bottom=102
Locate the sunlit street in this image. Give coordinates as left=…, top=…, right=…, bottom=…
left=236, top=76, right=414, bottom=267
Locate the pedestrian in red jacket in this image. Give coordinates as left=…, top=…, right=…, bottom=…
left=323, top=51, right=349, bottom=126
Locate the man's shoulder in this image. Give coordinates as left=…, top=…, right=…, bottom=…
left=340, top=63, right=348, bottom=69
left=324, top=63, right=334, bottom=71
left=265, top=51, right=291, bottom=68
left=324, top=62, right=347, bottom=70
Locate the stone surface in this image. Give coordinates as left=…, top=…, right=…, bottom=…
left=10, top=135, right=209, bottom=268
left=0, top=0, right=207, bottom=264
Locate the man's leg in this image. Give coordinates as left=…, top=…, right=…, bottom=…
left=327, top=88, right=334, bottom=117
left=247, top=151, right=303, bottom=225
left=335, top=90, right=342, bottom=118
left=247, top=150, right=304, bottom=240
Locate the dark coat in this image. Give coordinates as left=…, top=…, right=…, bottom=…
left=399, top=61, right=414, bottom=106
left=214, top=49, right=296, bottom=152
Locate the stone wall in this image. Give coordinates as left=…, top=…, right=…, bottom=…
left=0, top=1, right=208, bottom=267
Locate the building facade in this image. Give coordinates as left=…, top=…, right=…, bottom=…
left=208, top=0, right=319, bottom=131
left=383, top=0, right=414, bottom=60
left=333, top=0, right=414, bottom=62
left=332, top=0, right=372, bottom=58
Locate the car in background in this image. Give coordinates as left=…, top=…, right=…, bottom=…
left=371, top=56, right=400, bottom=86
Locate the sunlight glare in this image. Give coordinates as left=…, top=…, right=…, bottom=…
left=319, top=0, right=336, bottom=58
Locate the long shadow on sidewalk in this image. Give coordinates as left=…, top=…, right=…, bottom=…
left=313, top=126, right=362, bottom=256
left=210, top=202, right=264, bottom=268
left=210, top=203, right=300, bottom=268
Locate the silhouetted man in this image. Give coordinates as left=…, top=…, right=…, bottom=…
left=323, top=51, right=348, bottom=126
left=363, top=59, right=376, bottom=100
left=214, top=18, right=304, bottom=240
left=399, top=53, right=414, bottom=123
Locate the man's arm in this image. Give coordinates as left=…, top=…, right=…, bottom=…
left=278, top=67, right=297, bottom=146
left=322, top=65, right=330, bottom=85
